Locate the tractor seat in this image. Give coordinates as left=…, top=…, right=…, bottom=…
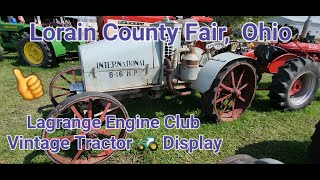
left=254, top=45, right=287, bottom=65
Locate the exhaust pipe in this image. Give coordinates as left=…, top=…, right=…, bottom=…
left=301, top=16, right=312, bottom=39
left=164, top=57, right=192, bottom=96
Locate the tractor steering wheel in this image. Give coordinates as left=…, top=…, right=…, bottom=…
left=278, top=26, right=299, bottom=44
left=278, top=33, right=299, bottom=44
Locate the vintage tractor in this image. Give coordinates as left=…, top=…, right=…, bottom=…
left=43, top=18, right=258, bottom=164
left=244, top=42, right=320, bottom=111
left=243, top=30, right=320, bottom=111
left=137, top=136, right=158, bottom=151
left=48, top=16, right=242, bottom=107
left=48, top=16, right=215, bottom=106
left=308, top=120, right=320, bottom=164
left=0, top=16, right=84, bottom=67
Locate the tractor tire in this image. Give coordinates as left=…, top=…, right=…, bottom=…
left=268, top=57, right=320, bottom=111
left=308, top=121, right=320, bottom=164
left=149, top=141, right=158, bottom=151
left=18, top=32, right=55, bottom=67
left=0, top=45, right=4, bottom=61
left=201, top=60, right=257, bottom=122
left=219, top=154, right=284, bottom=164
left=138, top=144, right=145, bottom=151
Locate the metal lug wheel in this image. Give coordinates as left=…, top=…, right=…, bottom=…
left=201, top=60, right=257, bottom=122
left=42, top=92, right=129, bottom=164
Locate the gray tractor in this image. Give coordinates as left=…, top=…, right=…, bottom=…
left=44, top=18, right=257, bottom=164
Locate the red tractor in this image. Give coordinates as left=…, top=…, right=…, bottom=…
left=244, top=25, right=320, bottom=111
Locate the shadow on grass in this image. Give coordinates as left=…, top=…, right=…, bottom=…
left=249, top=97, right=275, bottom=112
left=257, top=81, right=271, bottom=89
left=10, top=58, right=63, bottom=69
left=235, top=140, right=311, bottom=164
left=124, top=89, right=282, bottom=124
left=125, top=91, right=212, bottom=121
left=23, top=150, right=45, bottom=164
left=315, top=95, right=320, bottom=101
left=37, top=104, right=55, bottom=118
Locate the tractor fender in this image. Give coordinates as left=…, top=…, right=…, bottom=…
left=268, top=53, right=299, bottom=73
left=18, top=27, right=66, bottom=57
left=191, top=52, right=255, bottom=93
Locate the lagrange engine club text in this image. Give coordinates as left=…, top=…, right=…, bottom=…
left=7, top=114, right=223, bottom=154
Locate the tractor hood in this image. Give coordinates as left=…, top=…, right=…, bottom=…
left=278, top=42, right=320, bottom=54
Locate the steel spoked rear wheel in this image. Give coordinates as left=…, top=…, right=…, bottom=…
left=49, top=66, right=82, bottom=106
left=43, top=92, right=129, bottom=164
left=201, top=60, right=257, bottom=122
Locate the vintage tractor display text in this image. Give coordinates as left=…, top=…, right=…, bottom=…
left=6, top=114, right=223, bottom=154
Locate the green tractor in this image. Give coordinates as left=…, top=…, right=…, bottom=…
left=137, top=136, right=158, bottom=151
left=0, top=16, right=85, bottom=67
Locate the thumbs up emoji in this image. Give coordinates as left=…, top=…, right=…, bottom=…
left=13, top=68, right=44, bottom=100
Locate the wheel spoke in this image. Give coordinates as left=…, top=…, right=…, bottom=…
left=87, top=148, right=92, bottom=160
left=216, top=94, right=232, bottom=104
left=60, top=75, right=72, bottom=84
left=238, top=83, right=248, bottom=91
left=70, top=105, right=83, bottom=119
left=111, top=134, right=119, bottom=139
left=53, top=86, right=70, bottom=91
left=47, top=135, right=73, bottom=141
left=96, top=129, right=112, bottom=136
left=237, top=69, right=245, bottom=88
left=53, top=92, right=72, bottom=99
left=71, top=70, right=77, bottom=82
left=69, top=132, right=86, bottom=143
left=238, top=96, right=246, bottom=102
left=231, top=70, right=236, bottom=88
left=99, top=102, right=112, bottom=122
left=219, top=99, right=231, bottom=116
left=71, top=144, right=85, bottom=163
left=220, top=83, right=233, bottom=92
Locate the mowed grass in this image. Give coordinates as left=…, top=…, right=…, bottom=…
left=0, top=54, right=319, bottom=164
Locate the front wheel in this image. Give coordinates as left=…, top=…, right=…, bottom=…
left=201, top=60, right=257, bottom=122
left=42, top=92, right=129, bottom=164
left=269, top=58, right=320, bottom=110
left=19, top=32, right=55, bottom=67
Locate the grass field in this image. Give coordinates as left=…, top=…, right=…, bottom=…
left=0, top=54, right=319, bottom=164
